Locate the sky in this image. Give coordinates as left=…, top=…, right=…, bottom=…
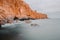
left=24, top=0, right=60, bottom=18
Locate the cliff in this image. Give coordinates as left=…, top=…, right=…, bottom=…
left=0, top=0, right=48, bottom=20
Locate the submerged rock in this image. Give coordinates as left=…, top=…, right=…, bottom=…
left=24, top=20, right=31, bottom=23
left=31, top=24, right=39, bottom=27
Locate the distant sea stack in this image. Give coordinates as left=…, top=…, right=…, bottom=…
left=0, top=0, right=48, bottom=20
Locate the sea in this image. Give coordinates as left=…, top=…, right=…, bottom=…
left=0, top=18, right=60, bottom=40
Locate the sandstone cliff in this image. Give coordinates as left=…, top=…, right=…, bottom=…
left=0, top=0, right=48, bottom=20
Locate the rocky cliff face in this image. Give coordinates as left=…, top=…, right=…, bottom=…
left=0, top=0, right=48, bottom=20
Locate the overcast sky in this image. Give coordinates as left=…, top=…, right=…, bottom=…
left=25, top=0, right=60, bottom=18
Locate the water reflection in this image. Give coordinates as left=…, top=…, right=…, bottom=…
left=0, top=24, right=23, bottom=40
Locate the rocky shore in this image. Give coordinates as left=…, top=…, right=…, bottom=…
left=0, top=0, right=48, bottom=21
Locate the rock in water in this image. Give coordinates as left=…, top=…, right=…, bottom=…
left=0, top=0, right=48, bottom=20
left=31, top=24, right=39, bottom=27
left=24, top=20, right=31, bottom=23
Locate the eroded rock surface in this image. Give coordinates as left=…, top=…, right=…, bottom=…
left=0, top=0, right=48, bottom=20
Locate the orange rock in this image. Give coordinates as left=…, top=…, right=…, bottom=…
left=0, top=0, right=48, bottom=20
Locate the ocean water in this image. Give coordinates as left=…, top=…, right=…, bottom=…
left=0, top=18, right=60, bottom=40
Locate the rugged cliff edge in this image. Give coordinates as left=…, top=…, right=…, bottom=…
left=0, top=0, right=48, bottom=20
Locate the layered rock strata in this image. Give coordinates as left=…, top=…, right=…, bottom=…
left=0, top=0, right=48, bottom=21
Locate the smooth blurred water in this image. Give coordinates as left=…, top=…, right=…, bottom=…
left=0, top=19, right=60, bottom=40
left=18, top=19, right=60, bottom=40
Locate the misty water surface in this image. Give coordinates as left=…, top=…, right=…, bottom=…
left=0, top=19, right=60, bottom=40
